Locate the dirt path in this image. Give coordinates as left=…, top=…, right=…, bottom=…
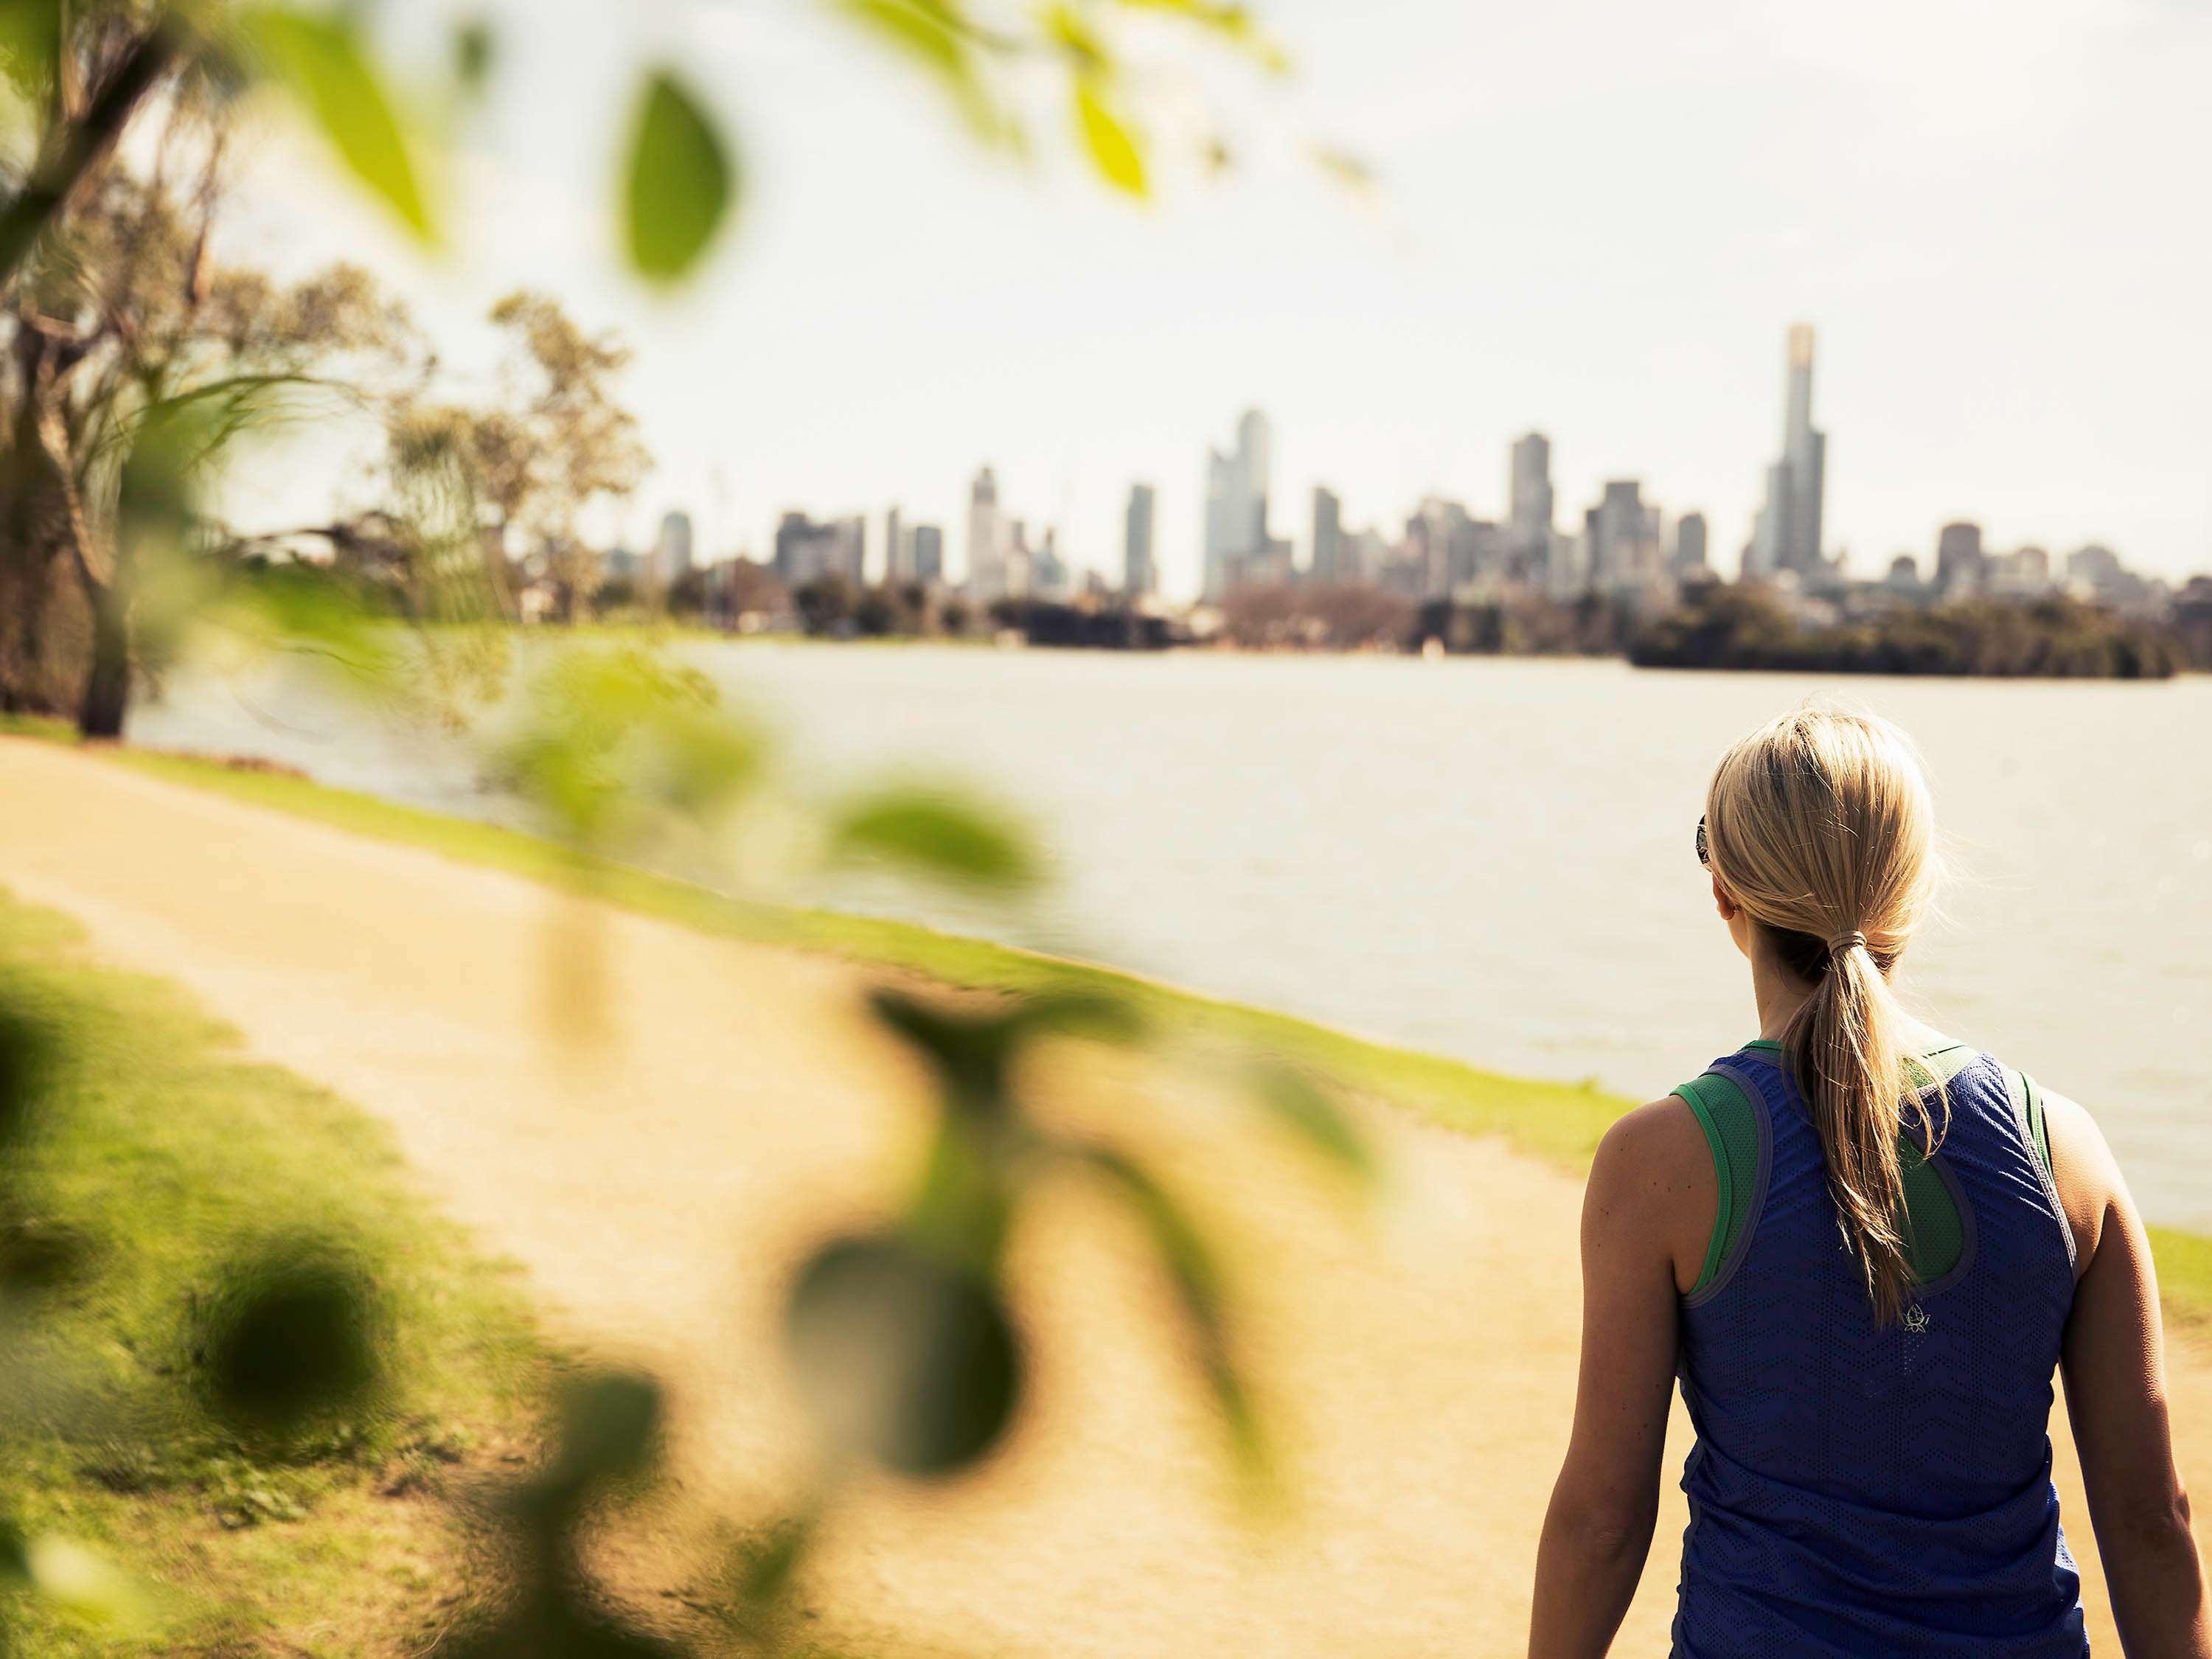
left=4, top=737, right=2204, bottom=1655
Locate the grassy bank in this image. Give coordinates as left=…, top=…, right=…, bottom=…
left=8, top=716, right=2208, bottom=1329
left=0, top=883, right=546, bottom=1654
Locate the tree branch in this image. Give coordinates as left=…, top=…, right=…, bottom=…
left=0, top=19, right=184, bottom=289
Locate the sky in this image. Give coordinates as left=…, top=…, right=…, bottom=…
left=215, top=0, right=2212, bottom=598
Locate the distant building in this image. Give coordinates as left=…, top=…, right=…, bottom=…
left=1587, top=481, right=1661, bottom=593
left=1124, top=482, right=1158, bottom=597
left=1509, top=433, right=1554, bottom=577
left=773, top=512, right=863, bottom=586
left=1202, top=408, right=1270, bottom=599
left=910, top=524, right=944, bottom=585
left=1032, top=527, right=1071, bottom=599
left=1409, top=497, right=1470, bottom=598
left=1986, top=545, right=2052, bottom=597
left=2064, top=543, right=2157, bottom=614
left=656, top=511, right=694, bottom=587
left=1747, top=324, right=1827, bottom=582
left=886, top=505, right=908, bottom=583
left=967, top=467, right=1005, bottom=599
left=1673, top=511, right=1709, bottom=574
left=1935, top=521, right=1985, bottom=597
left=1311, top=486, right=1343, bottom=584
left=1886, top=552, right=1923, bottom=594
left=1342, top=526, right=1387, bottom=585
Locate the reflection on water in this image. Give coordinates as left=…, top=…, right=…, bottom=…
left=128, top=645, right=2212, bottom=1227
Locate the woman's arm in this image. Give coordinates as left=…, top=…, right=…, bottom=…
left=2045, top=1089, right=2211, bottom=1658
left=1529, top=1099, right=1711, bottom=1659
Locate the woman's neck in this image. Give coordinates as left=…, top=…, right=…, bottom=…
left=1750, top=950, right=1815, bottom=1041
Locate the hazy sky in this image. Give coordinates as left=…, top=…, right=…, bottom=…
left=220, top=0, right=2212, bottom=597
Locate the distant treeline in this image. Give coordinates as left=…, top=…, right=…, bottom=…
left=1629, top=587, right=2190, bottom=679
left=653, top=567, right=2208, bottom=680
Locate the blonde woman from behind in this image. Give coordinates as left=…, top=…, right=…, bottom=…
left=1530, top=705, right=2208, bottom=1657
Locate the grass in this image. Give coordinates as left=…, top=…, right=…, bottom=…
left=0, top=884, right=546, bottom=1655
left=8, top=712, right=2210, bottom=1332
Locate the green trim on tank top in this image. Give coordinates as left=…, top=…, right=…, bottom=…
left=1675, top=1041, right=1984, bottom=1298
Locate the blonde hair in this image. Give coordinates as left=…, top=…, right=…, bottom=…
left=1703, top=704, right=1945, bottom=1326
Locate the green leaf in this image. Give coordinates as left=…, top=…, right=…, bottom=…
left=451, top=16, right=494, bottom=95
left=623, top=69, right=737, bottom=283
left=785, top=1233, right=1023, bottom=1478
left=240, top=8, right=434, bottom=239
left=1250, top=1062, right=1376, bottom=1185
left=832, top=0, right=1011, bottom=147
left=1073, top=75, right=1146, bottom=198
left=832, top=785, right=1038, bottom=890
left=0, top=0, right=62, bottom=103
left=1310, top=143, right=1377, bottom=196
left=1074, top=1144, right=1267, bottom=1481
left=1111, top=0, right=1290, bottom=72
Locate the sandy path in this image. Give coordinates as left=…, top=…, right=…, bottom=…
left=3, top=737, right=2205, bottom=1655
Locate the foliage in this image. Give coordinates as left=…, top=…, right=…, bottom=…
left=1222, top=580, right=1417, bottom=650
left=1629, top=584, right=2185, bottom=679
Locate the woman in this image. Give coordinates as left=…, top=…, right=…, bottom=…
left=1530, top=706, right=2208, bottom=1657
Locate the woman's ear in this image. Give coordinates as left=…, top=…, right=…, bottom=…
left=1711, top=875, right=1739, bottom=921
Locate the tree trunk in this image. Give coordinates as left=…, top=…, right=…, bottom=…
left=77, top=571, right=128, bottom=738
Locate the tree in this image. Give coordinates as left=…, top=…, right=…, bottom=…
left=0, top=143, right=417, bottom=731
left=393, top=293, right=648, bottom=623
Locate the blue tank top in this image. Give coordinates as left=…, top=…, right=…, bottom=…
left=1672, top=1045, right=2086, bottom=1657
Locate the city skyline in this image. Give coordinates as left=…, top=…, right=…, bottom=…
left=213, top=0, right=2212, bottom=595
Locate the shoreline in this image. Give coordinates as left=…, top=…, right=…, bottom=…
left=8, top=716, right=2208, bottom=1325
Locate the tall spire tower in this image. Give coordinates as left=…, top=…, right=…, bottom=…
left=1749, top=324, right=1828, bottom=580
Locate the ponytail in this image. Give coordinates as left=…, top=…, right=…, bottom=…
left=1704, top=706, right=1944, bottom=1328
left=1783, top=931, right=1943, bottom=1326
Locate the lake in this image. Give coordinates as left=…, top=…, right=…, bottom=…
left=126, top=644, right=2212, bottom=1226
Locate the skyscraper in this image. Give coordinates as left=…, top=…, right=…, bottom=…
left=1509, top=433, right=1554, bottom=574
left=886, top=505, right=908, bottom=583
left=1587, top=481, right=1660, bottom=591
left=1674, top=512, right=1708, bottom=572
left=1201, top=408, right=1271, bottom=599
left=1750, top=324, right=1827, bottom=580
left=1311, top=486, right=1343, bottom=584
left=967, top=466, right=1004, bottom=599
left=1124, top=482, right=1157, bottom=597
left=1935, top=521, right=1985, bottom=597
left=910, top=524, right=944, bottom=585
left=656, top=510, right=694, bottom=587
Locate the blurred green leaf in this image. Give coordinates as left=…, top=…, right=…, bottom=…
left=240, top=7, right=434, bottom=239
left=198, top=1239, right=387, bottom=1439
left=451, top=15, right=494, bottom=95
left=1310, top=142, right=1377, bottom=195
left=0, top=0, right=61, bottom=103
left=500, top=646, right=765, bottom=851
left=831, top=0, right=1010, bottom=146
left=1113, top=0, right=1290, bottom=72
left=9, top=1533, right=145, bottom=1624
left=785, top=1231, right=1023, bottom=1478
left=1073, top=75, right=1146, bottom=198
left=215, top=560, right=405, bottom=691
left=1074, top=1144, right=1265, bottom=1480
left=545, top=1368, right=663, bottom=1492
left=624, top=69, right=736, bottom=283
left=1250, top=1062, right=1375, bottom=1184
left=1043, top=1, right=1105, bottom=68
left=832, top=786, right=1038, bottom=890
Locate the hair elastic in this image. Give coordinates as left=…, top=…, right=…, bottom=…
left=1828, top=929, right=1869, bottom=955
